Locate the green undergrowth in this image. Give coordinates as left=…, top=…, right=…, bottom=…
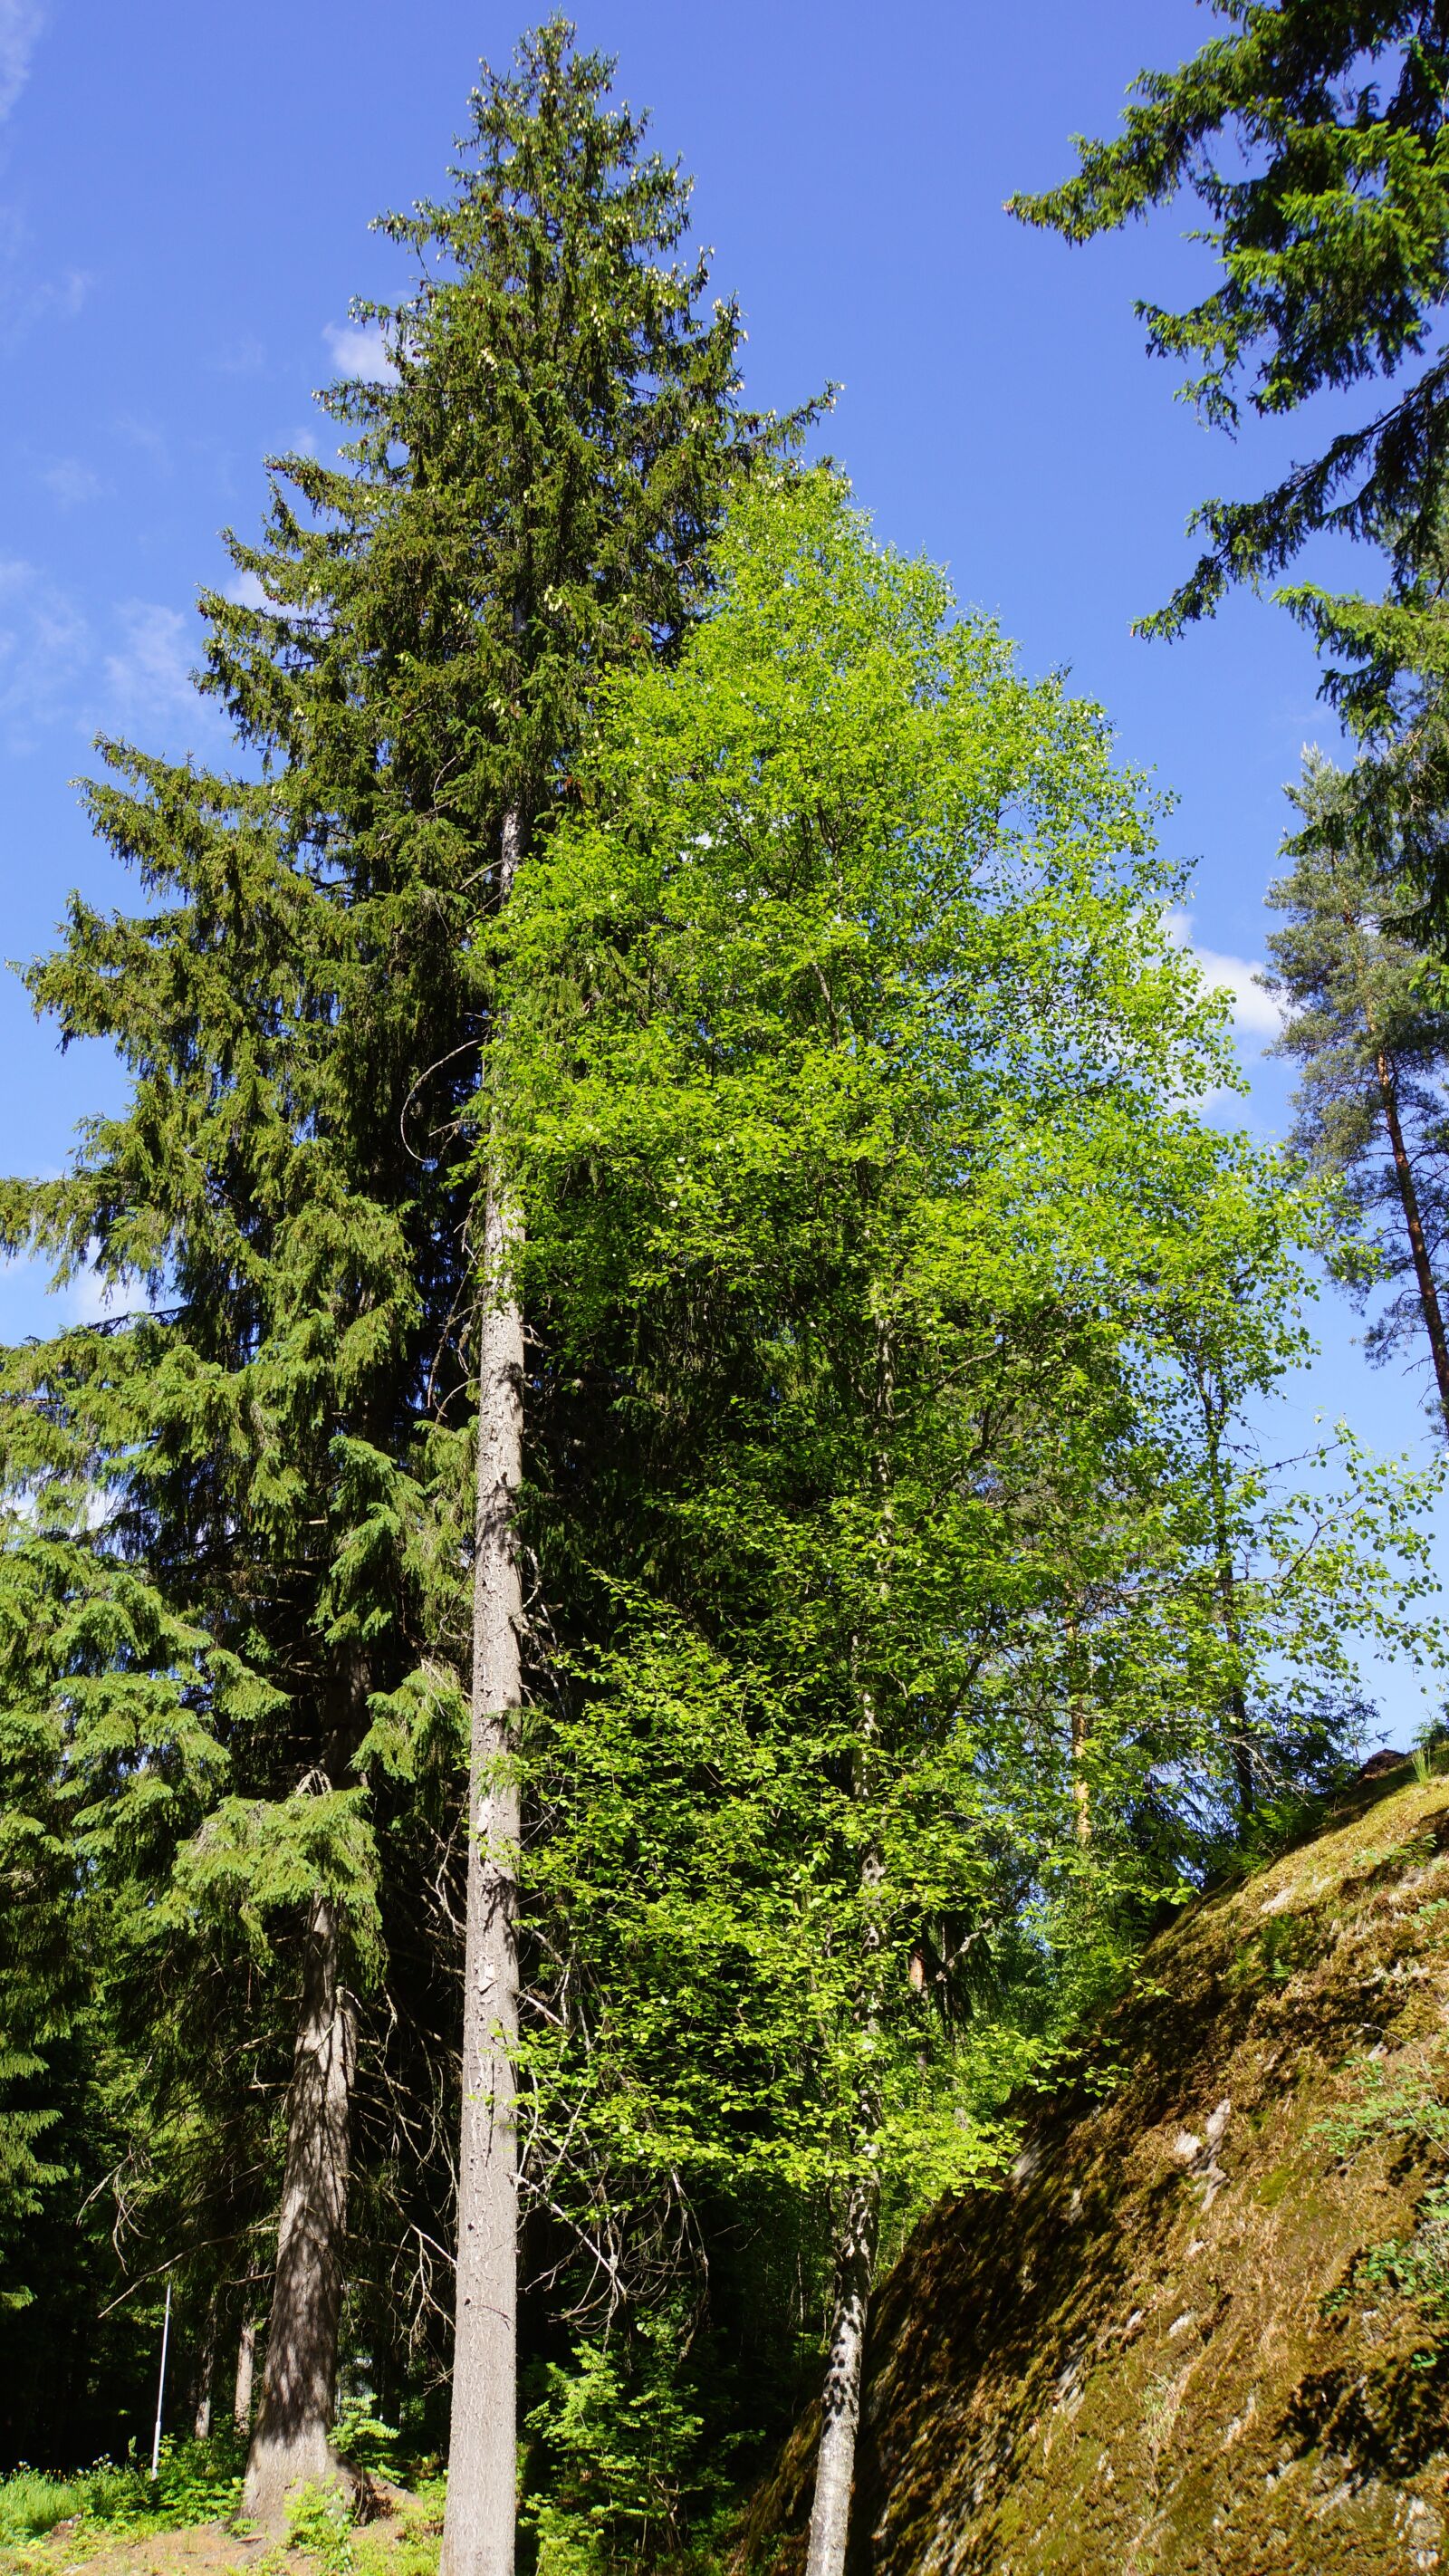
left=0, top=2437, right=245, bottom=2546
left=1319, top=2051, right=1449, bottom=2324
left=0, top=2428, right=446, bottom=2573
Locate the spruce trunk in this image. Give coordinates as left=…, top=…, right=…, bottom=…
left=243, top=1896, right=355, bottom=2533
left=442, top=810, right=525, bottom=2576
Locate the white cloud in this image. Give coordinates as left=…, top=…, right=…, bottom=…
left=225, top=566, right=322, bottom=631
left=1166, top=909, right=1286, bottom=1042
left=67, top=1264, right=127, bottom=1326
left=41, top=457, right=106, bottom=506
left=103, top=601, right=195, bottom=721
left=115, top=412, right=172, bottom=475
left=0, top=571, right=219, bottom=751
left=0, top=554, right=89, bottom=745
left=0, top=1, right=45, bottom=123
left=214, top=332, right=265, bottom=377
left=322, top=320, right=396, bottom=383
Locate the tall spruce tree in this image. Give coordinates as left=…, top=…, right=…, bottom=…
left=0, top=711, right=470, bottom=2522
left=3, top=12, right=809, bottom=2546
left=305, top=33, right=811, bottom=2571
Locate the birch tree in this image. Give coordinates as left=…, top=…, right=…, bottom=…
left=496, top=473, right=1376, bottom=2575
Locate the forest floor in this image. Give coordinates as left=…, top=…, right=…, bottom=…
left=0, top=2494, right=442, bottom=2576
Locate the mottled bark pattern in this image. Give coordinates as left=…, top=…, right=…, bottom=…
left=243, top=1897, right=354, bottom=2533
left=234, top=2319, right=256, bottom=2434
left=805, top=2170, right=881, bottom=2576
left=442, top=804, right=527, bottom=2576
left=806, top=1330, right=893, bottom=2576
left=192, top=2292, right=216, bottom=2441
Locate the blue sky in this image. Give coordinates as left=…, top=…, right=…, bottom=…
left=0, top=0, right=1443, bottom=1735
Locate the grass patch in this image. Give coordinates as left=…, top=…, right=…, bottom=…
left=0, top=2436, right=245, bottom=2548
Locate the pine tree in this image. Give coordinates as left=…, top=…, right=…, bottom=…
left=1008, top=5, right=1449, bottom=669
left=1264, top=750, right=1449, bottom=1430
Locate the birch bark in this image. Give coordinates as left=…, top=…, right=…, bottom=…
left=192, top=2292, right=216, bottom=2441
left=804, top=2158, right=881, bottom=2576
left=234, top=2319, right=256, bottom=2435
left=441, top=805, right=525, bottom=2576
left=805, top=1324, right=892, bottom=2576
left=242, top=1895, right=355, bottom=2533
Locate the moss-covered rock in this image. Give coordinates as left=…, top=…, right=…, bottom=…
left=743, top=1769, right=1449, bottom=2574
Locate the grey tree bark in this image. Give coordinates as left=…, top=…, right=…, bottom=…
left=441, top=807, right=525, bottom=2576
left=1065, top=1610, right=1091, bottom=1847
left=806, top=1322, right=894, bottom=2576
left=1374, top=1043, right=1449, bottom=1435
left=242, top=1895, right=355, bottom=2533
left=192, top=2291, right=217, bottom=2441
left=1342, top=905, right=1449, bottom=1437
left=234, top=2318, right=256, bottom=2435
left=805, top=2166, right=881, bottom=2576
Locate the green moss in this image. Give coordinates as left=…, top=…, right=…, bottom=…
left=743, top=1776, right=1449, bottom=2576
left=1254, top=2163, right=1295, bottom=2208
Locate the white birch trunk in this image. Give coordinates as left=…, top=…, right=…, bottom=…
left=234, top=2319, right=256, bottom=2435
left=192, top=2292, right=216, bottom=2441
left=807, top=1323, right=892, bottom=2576
left=805, top=2166, right=880, bottom=2576
left=442, top=808, right=525, bottom=2576
left=242, top=1896, right=355, bottom=2533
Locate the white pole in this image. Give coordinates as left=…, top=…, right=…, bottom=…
left=149, top=2279, right=173, bottom=2482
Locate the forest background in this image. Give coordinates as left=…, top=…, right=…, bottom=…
left=5, top=3, right=1449, bottom=2571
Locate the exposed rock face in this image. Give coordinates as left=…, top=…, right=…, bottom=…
left=744, top=1767, right=1449, bottom=2574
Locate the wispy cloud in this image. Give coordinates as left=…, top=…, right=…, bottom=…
left=0, top=567, right=223, bottom=752
left=0, top=200, right=90, bottom=343
left=214, top=332, right=265, bottom=378
left=67, top=1263, right=129, bottom=1327
left=0, top=554, right=90, bottom=746
left=0, top=0, right=45, bottom=123
left=114, top=412, right=172, bottom=476
left=103, top=601, right=196, bottom=722
left=322, top=319, right=396, bottom=382
left=1167, top=910, right=1286, bottom=1043
left=40, top=457, right=106, bottom=507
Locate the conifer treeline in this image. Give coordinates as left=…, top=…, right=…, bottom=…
left=2, top=23, right=1445, bottom=2576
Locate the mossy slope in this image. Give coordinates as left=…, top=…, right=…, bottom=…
left=744, top=1771, right=1449, bottom=2574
